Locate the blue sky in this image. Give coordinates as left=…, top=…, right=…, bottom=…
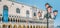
left=15, top=0, right=60, bottom=26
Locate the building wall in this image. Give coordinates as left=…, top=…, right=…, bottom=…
left=0, top=0, right=54, bottom=20
left=0, top=0, right=35, bottom=18
left=0, top=0, right=54, bottom=28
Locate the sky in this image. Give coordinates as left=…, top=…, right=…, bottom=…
left=14, top=0, right=60, bottom=26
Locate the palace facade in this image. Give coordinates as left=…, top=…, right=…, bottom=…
left=0, top=0, right=54, bottom=28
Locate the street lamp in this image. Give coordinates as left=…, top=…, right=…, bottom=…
left=46, top=6, right=52, bottom=28
left=53, top=10, right=58, bottom=19
left=45, top=3, right=51, bottom=28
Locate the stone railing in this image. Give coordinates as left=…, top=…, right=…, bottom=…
left=0, top=15, right=54, bottom=24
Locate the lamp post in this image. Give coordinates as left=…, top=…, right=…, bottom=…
left=46, top=6, right=52, bottom=28
left=46, top=7, right=58, bottom=28
left=46, top=8, right=49, bottom=28
left=45, top=3, right=58, bottom=28
left=45, top=3, right=50, bottom=28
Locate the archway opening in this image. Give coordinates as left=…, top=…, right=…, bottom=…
left=3, top=5, right=8, bottom=22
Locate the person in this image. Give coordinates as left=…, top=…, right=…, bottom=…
left=44, top=6, right=53, bottom=19
left=47, top=6, right=52, bottom=13
left=38, top=11, right=42, bottom=17
left=45, top=3, right=50, bottom=9
left=44, top=3, right=50, bottom=19
left=53, top=10, right=58, bottom=19
left=38, top=11, right=43, bottom=19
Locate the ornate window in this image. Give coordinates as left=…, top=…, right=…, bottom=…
left=16, top=8, right=20, bottom=13
left=26, top=10, right=29, bottom=14
left=26, top=10, right=29, bottom=17
left=3, top=5, right=8, bottom=22
left=12, top=3, right=14, bottom=5
left=34, top=12, right=36, bottom=16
